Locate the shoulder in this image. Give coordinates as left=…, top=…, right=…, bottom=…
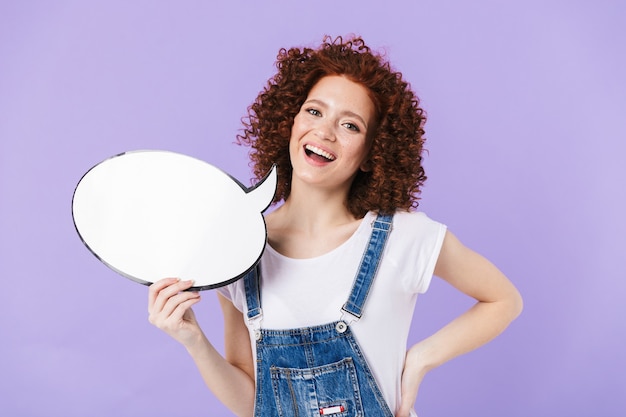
left=216, top=277, right=247, bottom=313
left=387, top=211, right=447, bottom=264
left=379, top=210, right=447, bottom=262
left=389, top=210, right=447, bottom=237
left=373, top=211, right=447, bottom=293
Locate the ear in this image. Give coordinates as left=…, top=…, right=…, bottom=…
left=360, top=159, right=373, bottom=172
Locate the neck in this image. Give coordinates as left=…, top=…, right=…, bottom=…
left=271, top=180, right=356, bottom=233
left=264, top=178, right=367, bottom=258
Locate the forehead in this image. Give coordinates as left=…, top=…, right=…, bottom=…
left=306, top=75, right=375, bottom=120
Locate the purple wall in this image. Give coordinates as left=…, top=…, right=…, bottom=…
left=1, top=1, right=624, bottom=416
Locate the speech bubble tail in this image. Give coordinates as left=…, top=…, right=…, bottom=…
left=245, top=164, right=278, bottom=213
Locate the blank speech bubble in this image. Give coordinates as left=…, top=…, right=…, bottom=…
left=72, top=150, right=277, bottom=290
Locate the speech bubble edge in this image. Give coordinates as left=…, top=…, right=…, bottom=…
left=71, top=150, right=278, bottom=291
left=188, top=162, right=278, bottom=291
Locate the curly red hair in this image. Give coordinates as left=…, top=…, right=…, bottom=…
left=237, top=35, right=427, bottom=218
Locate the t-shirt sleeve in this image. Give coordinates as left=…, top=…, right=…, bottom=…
left=392, top=211, right=447, bottom=294
left=215, top=285, right=232, bottom=301
left=215, top=279, right=246, bottom=313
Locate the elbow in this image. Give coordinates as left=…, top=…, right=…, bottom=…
left=509, top=287, right=524, bottom=321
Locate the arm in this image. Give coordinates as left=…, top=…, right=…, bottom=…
left=396, top=230, right=523, bottom=417
left=148, top=279, right=255, bottom=417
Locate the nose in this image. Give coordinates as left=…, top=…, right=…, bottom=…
left=314, top=119, right=336, bottom=142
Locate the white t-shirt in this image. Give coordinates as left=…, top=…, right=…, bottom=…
left=217, top=210, right=446, bottom=415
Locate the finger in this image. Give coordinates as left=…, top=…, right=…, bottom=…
left=160, top=291, right=201, bottom=321
left=167, top=293, right=202, bottom=323
left=151, top=279, right=195, bottom=314
left=395, top=399, right=413, bottom=417
left=149, top=290, right=198, bottom=327
left=396, top=368, right=421, bottom=417
left=153, top=293, right=201, bottom=332
left=148, top=278, right=180, bottom=312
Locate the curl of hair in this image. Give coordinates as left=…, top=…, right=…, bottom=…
left=237, top=35, right=427, bottom=218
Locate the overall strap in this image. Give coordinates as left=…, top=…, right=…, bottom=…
left=243, top=213, right=394, bottom=322
left=243, top=266, right=262, bottom=320
left=342, top=213, right=394, bottom=319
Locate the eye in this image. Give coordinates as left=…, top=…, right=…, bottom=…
left=306, top=108, right=322, bottom=117
left=342, top=122, right=361, bottom=132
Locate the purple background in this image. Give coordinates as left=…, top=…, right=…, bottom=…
left=1, top=1, right=624, bottom=416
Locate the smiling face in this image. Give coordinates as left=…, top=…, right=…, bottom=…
left=288, top=75, right=376, bottom=195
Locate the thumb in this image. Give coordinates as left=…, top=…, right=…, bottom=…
left=395, top=397, right=414, bottom=417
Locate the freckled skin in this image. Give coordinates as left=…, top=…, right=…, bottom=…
left=288, top=75, right=375, bottom=195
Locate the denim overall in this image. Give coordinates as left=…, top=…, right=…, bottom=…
left=244, top=214, right=395, bottom=417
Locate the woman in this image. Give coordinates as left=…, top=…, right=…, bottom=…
left=148, top=36, right=523, bottom=417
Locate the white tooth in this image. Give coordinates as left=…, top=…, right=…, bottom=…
left=306, top=145, right=335, bottom=161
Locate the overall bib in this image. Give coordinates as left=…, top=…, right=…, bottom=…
left=244, top=214, right=395, bottom=417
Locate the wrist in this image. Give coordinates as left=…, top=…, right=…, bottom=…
left=184, top=332, right=210, bottom=356
left=407, top=342, right=439, bottom=376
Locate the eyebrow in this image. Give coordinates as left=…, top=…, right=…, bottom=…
left=303, top=99, right=369, bottom=130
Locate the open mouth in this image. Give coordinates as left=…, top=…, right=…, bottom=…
left=304, top=144, right=336, bottom=162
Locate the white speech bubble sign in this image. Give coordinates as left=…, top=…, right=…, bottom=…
left=72, top=150, right=277, bottom=290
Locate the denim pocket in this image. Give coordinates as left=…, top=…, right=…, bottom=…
left=270, top=357, right=364, bottom=417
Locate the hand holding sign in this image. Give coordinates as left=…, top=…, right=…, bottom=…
left=72, top=150, right=277, bottom=290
